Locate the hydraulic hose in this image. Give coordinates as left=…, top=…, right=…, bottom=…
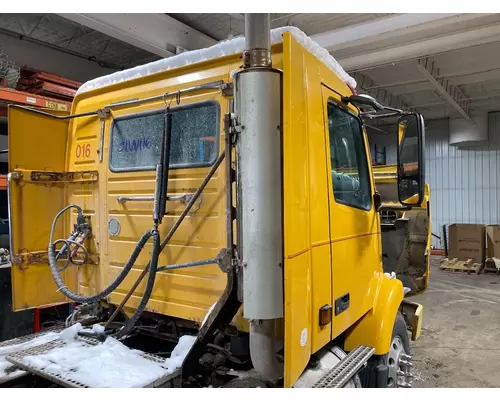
left=113, top=110, right=171, bottom=338
left=115, top=229, right=160, bottom=339
left=48, top=204, right=155, bottom=304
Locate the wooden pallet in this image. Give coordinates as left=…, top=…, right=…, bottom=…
left=439, top=258, right=483, bottom=274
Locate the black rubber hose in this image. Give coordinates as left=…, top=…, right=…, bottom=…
left=115, top=229, right=160, bottom=339
left=48, top=204, right=154, bottom=304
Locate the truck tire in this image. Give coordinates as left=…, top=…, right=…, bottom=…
left=386, top=311, right=412, bottom=387
left=359, top=311, right=412, bottom=388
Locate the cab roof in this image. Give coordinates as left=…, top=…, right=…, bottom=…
left=77, top=27, right=357, bottom=96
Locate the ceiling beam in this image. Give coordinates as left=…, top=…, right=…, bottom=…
left=416, top=57, right=471, bottom=120
left=364, top=67, right=500, bottom=93
left=339, top=21, right=500, bottom=71
left=228, top=13, right=245, bottom=21
left=0, top=31, right=115, bottom=82
left=311, top=13, right=484, bottom=52
left=58, top=13, right=217, bottom=58
left=411, top=91, right=500, bottom=109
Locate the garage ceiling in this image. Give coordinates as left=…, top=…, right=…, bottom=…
left=2, top=13, right=500, bottom=122
left=169, top=13, right=391, bottom=39
left=0, top=14, right=160, bottom=70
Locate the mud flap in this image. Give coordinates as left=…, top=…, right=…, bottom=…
left=181, top=252, right=241, bottom=381
left=358, top=355, right=389, bottom=388
left=400, top=300, right=423, bottom=341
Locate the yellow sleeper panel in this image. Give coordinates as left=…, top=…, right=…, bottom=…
left=67, top=49, right=283, bottom=330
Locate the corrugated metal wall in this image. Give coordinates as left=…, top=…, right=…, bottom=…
left=368, top=112, right=500, bottom=248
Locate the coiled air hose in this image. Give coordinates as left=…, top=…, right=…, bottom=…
left=48, top=204, right=157, bottom=304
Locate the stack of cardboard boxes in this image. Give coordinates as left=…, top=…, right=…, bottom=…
left=486, top=225, right=500, bottom=259
left=448, top=224, right=486, bottom=264
left=447, top=224, right=500, bottom=271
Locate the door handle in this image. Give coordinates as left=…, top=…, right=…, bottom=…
left=335, top=293, right=350, bottom=316
left=117, top=194, right=194, bottom=203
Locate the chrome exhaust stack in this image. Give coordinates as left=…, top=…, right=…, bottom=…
left=235, top=13, right=284, bottom=382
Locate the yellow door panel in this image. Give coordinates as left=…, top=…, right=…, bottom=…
left=8, top=106, right=78, bottom=310
left=330, top=234, right=381, bottom=338
left=310, top=245, right=332, bottom=351
left=320, top=87, right=380, bottom=339
left=306, top=60, right=333, bottom=354
left=8, top=107, right=69, bottom=171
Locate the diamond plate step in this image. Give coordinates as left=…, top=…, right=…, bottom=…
left=0, top=326, right=64, bottom=349
left=5, top=335, right=179, bottom=388
left=0, top=327, right=65, bottom=385
left=313, top=345, right=375, bottom=388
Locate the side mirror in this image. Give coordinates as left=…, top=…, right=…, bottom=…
left=397, top=113, right=425, bottom=206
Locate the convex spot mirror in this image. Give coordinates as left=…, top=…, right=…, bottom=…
left=397, top=113, right=425, bottom=206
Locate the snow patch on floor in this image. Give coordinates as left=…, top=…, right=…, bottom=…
left=412, top=369, right=425, bottom=382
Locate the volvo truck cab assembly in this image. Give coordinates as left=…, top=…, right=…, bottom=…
left=1, top=14, right=430, bottom=388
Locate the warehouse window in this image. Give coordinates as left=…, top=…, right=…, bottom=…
left=327, top=102, right=372, bottom=211
left=109, top=101, right=219, bottom=172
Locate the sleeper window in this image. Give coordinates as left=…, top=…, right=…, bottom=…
left=110, top=101, right=219, bottom=172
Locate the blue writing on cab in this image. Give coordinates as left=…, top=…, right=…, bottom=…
left=118, top=137, right=152, bottom=153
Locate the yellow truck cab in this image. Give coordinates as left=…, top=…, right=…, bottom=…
left=6, top=16, right=430, bottom=388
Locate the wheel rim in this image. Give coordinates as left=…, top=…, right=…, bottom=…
left=387, top=336, right=407, bottom=388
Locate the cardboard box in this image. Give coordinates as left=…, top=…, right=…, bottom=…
left=486, top=225, right=500, bottom=258
left=448, top=224, right=486, bottom=263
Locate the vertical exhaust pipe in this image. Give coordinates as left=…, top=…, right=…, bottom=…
left=235, top=13, right=284, bottom=382
left=243, top=14, right=272, bottom=68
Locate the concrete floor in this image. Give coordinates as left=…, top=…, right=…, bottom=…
left=411, top=256, right=500, bottom=387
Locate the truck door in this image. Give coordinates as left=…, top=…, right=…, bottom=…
left=8, top=106, right=79, bottom=310
left=321, top=86, right=380, bottom=339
